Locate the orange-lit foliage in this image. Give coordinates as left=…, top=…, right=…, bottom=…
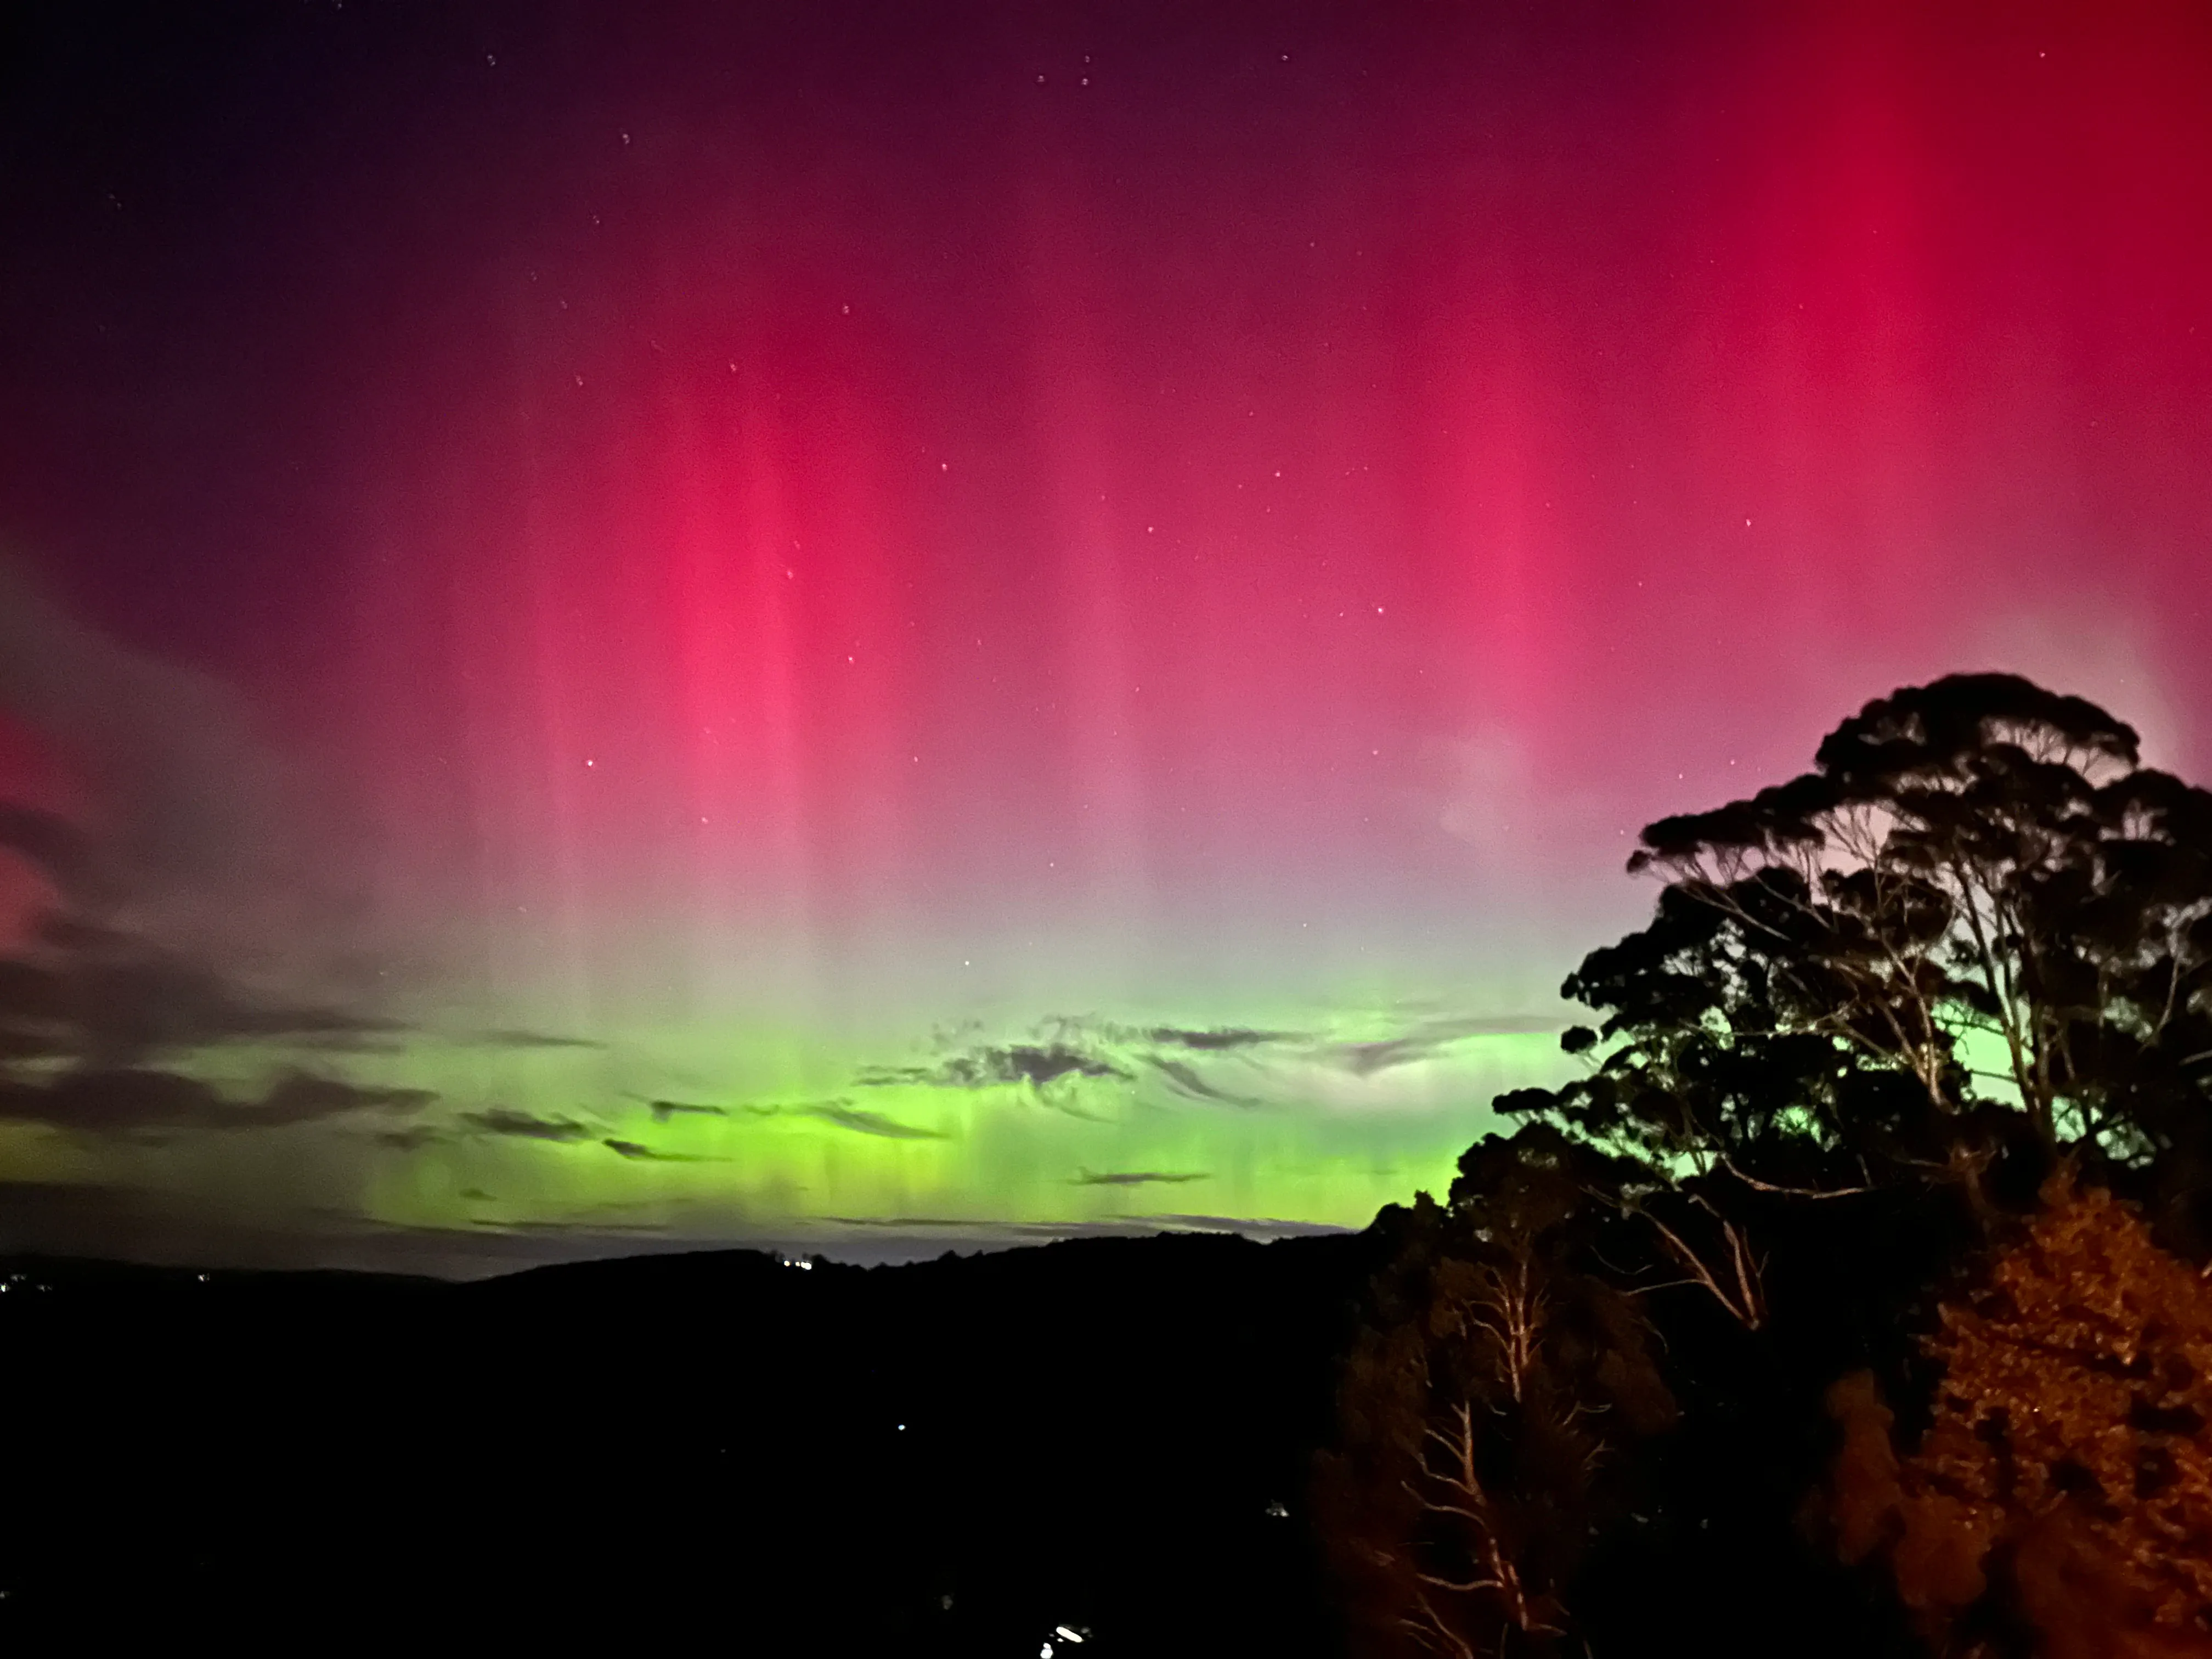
left=1825, top=1177, right=2212, bottom=1657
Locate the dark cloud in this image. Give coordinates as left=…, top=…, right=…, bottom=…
left=461, top=1108, right=597, bottom=1143
left=0, top=1069, right=219, bottom=1131
left=0, top=913, right=403, bottom=1068
left=850, top=1063, right=938, bottom=1087
left=257, top=1071, right=433, bottom=1124
left=822, top=1215, right=1070, bottom=1233
left=0, top=804, right=103, bottom=906
left=0, top=1065, right=433, bottom=1133
left=964, top=1044, right=1131, bottom=1087
left=1115, top=1213, right=1356, bottom=1239
left=1072, top=1169, right=1211, bottom=1187
left=636, top=1097, right=729, bottom=1122
left=0, top=568, right=406, bottom=1090
left=0, top=1180, right=711, bottom=1278
left=900, top=1042, right=1131, bottom=1091
left=374, top=1126, right=444, bottom=1152
left=800, top=1102, right=950, bottom=1140
left=601, top=1137, right=724, bottom=1162
left=466, top=1029, right=606, bottom=1051
left=0, top=957, right=69, bottom=1059
left=469, top=1217, right=670, bottom=1234
left=0, top=561, right=294, bottom=924
left=810, top=1212, right=1353, bottom=1252
left=1146, top=1057, right=1270, bottom=1109
left=713, top=1097, right=946, bottom=1138
left=1144, top=1025, right=1291, bottom=1051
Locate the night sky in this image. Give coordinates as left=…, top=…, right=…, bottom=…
left=3, top=1, right=2210, bottom=1273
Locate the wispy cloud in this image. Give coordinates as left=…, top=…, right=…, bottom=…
left=1143, top=1025, right=1292, bottom=1051
left=461, top=1107, right=597, bottom=1143
left=0, top=1065, right=432, bottom=1133
left=859, top=1041, right=1131, bottom=1091
left=720, top=1097, right=950, bottom=1139
left=799, top=1102, right=949, bottom=1140
left=1073, top=1169, right=1211, bottom=1187
left=1114, top=1212, right=1355, bottom=1238
left=602, top=1137, right=725, bottom=1162
left=1146, top=1056, right=1271, bottom=1109
left=465, top=1028, right=606, bottom=1051
left=1322, top=1013, right=1562, bottom=1077
left=631, top=1096, right=729, bottom=1123
left=257, top=1071, right=433, bottom=1122
left=834, top=1006, right=1561, bottom=1131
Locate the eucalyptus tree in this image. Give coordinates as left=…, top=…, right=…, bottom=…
left=1502, top=674, right=2212, bottom=1240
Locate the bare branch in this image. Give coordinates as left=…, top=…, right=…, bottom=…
left=1718, top=1156, right=1871, bottom=1200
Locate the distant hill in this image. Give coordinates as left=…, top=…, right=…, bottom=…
left=0, top=1231, right=1382, bottom=1655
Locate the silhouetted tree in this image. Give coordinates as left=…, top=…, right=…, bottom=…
left=1325, top=674, right=2212, bottom=1657
left=1503, top=673, right=2212, bottom=1256
left=1821, top=1176, right=2212, bottom=1657
left=1318, top=1126, right=1675, bottom=1658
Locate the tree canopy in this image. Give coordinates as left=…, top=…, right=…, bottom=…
left=1500, top=673, right=2212, bottom=1242
left=1322, top=674, right=2212, bottom=1659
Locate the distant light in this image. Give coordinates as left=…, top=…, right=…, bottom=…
left=1056, top=1627, right=1086, bottom=1644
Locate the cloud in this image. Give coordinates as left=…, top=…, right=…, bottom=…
left=850, top=1063, right=935, bottom=1086
left=716, top=1097, right=949, bottom=1138
left=1322, top=1013, right=1563, bottom=1077
left=0, top=562, right=313, bottom=946
left=1072, top=1169, right=1211, bottom=1187
left=0, top=804, right=103, bottom=906
left=1143, top=1026, right=1291, bottom=1051
left=471, top=1217, right=670, bottom=1234
left=257, top=1070, right=433, bottom=1123
left=798, top=1102, right=949, bottom=1141
left=862, top=1041, right=1132, bottom=1092
left=0, top=913, right=404, bottom=1068
left=0, top=1065, right=433, bottom=1133
left=634, top=1096, right=729, bottom=1123
left=601, top=1137, right=724, bottom=1162
left=465, top=1028, right=606, bottom=1051
left=809, top=1212, right=1355, bottom=1251
left=1146, top=1056, right=1270, bottom=1109
left=945, top=1042, right=1127, bottom=1088
left=461, top=1107, right=597, bottom=1143
left=1116, top=1213, right=1356, bottom=1239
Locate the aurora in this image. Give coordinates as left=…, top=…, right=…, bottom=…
left=2, top=2, right=2210, bottom=1273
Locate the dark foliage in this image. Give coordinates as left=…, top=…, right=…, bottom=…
left=1321, top=675, right=2212, bottom=1657
left=1317, top=1128, right=1675, bottom=1656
